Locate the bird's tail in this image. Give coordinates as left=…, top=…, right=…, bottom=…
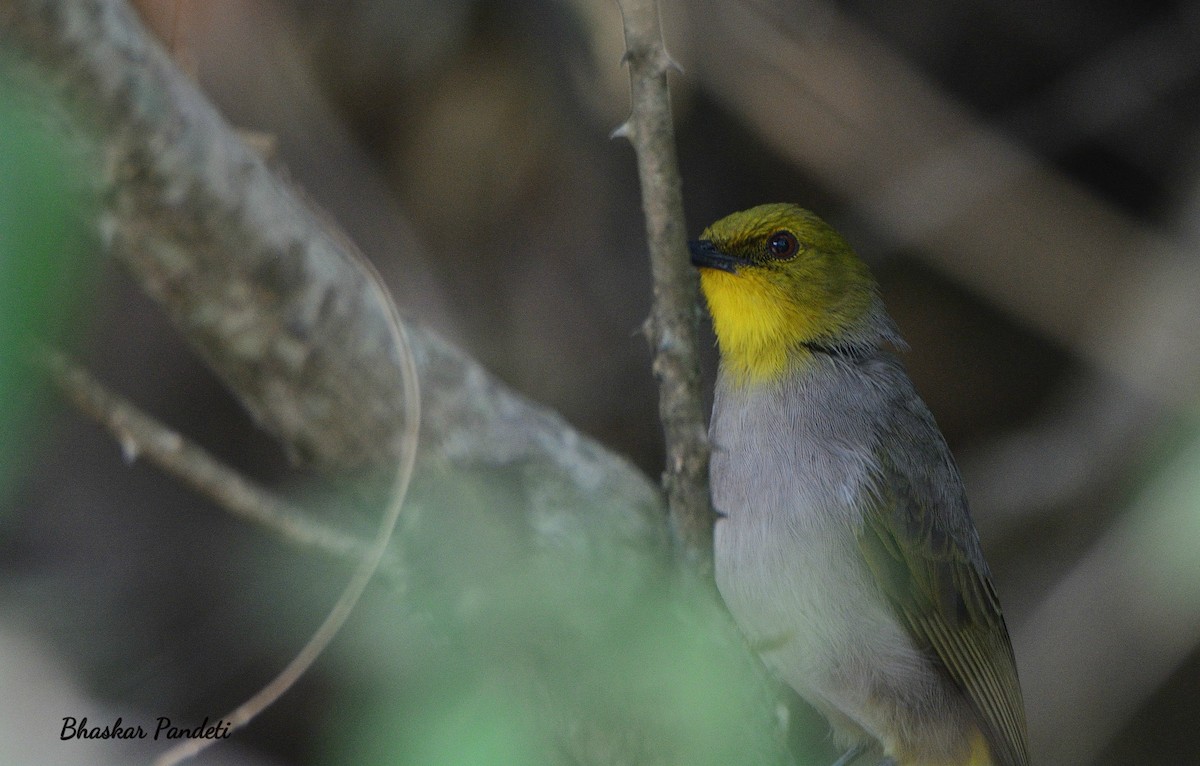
left=966, top=727, right=995, bottom=766
left=894, top=728, right=996, bottom=766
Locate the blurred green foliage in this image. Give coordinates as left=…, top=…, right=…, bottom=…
left=318, top=468, right=793, bottom=765
left=1133, top=420, right=1200, bottom=608
left=0, top=62, right=94, bottom=512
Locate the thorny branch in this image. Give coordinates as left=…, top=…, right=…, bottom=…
left=616, top=0, right=715, bottom=572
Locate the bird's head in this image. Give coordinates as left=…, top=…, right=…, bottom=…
left=690, top=203, right=895, bottom=386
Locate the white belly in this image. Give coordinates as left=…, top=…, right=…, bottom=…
left=712, top=466, right=938, bottom=743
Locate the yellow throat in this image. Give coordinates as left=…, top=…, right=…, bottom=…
left=690, top=203, right=883, bottom=386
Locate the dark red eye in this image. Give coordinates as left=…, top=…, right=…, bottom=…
left=766, top=230, right=799, bottom=259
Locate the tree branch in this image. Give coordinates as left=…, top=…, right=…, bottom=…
left=41, top=347, right=403, bottom=580
left=616, top=0, right=714, bottom=572
left=0, top=0, right=668, bottom=560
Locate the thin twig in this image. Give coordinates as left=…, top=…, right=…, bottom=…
left=616, top=0, right=714, bottom=572
left=152, top=241, right=421, bottom=766
left=150, top=231, right=419, bottom=766
left=40, top=348, right=402, bottom=581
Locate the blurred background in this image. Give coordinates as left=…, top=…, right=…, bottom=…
left=3, top=0, right=1200, bottom=764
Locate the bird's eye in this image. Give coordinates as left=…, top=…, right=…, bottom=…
left=765, top=230, right=799, bottom=259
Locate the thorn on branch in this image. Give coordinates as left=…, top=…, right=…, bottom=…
left=664, top=52, right=684, bottom=76
left=640, top=314, right=656, bottom=341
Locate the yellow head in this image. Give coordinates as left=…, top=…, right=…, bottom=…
left=690, top=203, right=894, bottom=387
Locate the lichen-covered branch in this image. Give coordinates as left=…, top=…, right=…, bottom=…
left=616, top=0, right=714, bottom=571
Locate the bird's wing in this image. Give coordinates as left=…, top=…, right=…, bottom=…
left=856, top=445, right=1030, bottom=766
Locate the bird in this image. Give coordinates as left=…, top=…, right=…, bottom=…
left=689, top=203, right=1030, bottom=766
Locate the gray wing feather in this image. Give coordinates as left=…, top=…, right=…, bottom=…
left=855, top=361, right=1030, bottom=766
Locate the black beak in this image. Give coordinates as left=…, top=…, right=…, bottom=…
left=689, top=239, right=748, bottom=273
